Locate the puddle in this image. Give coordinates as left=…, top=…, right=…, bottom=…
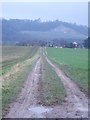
left=78, top=107, right=88, bottom=112
left=28, top=105, right=52, bottom=114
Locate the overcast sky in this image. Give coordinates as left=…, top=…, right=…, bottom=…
left=2, top=2, right=88, bottom=25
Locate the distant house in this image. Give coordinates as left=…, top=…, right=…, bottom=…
left=73, top=41, right=83, bottom=48
left=73, top=41, right=78, bottom=48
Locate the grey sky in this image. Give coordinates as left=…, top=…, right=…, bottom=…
left=2, top=2, right=88, bottom=25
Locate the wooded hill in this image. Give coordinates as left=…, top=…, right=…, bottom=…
left=2, top=19, right=88, bottom=45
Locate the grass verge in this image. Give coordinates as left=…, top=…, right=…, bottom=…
left=40, top=56, right=66, bottom=106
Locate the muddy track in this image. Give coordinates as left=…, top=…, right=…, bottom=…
left=5, top=57, right=44, bottom=118
left=44, top=54, right=88, bottom=118
left=5, top=49, right=88, bottom=118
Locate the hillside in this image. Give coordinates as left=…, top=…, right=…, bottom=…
left=2, top=19, right=88, bottom=45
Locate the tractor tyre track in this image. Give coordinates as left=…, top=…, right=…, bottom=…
left=5, top=50, right=88, bottom=118
left=5, top=57, right=45, bottom=118
left=44, top=55, right=88, bottom=118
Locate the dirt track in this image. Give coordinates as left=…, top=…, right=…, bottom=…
left=45, top=56, right=88, bottom=118
left=5, top=51, right=88, bottom=118
left=5, top=57, right=43, bottom=118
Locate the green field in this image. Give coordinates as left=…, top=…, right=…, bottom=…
left=2, top=46, right=39, bottom=116
left=2, top=46, right=38, bottom=76
left=46, top=47, right=88, bottom=93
